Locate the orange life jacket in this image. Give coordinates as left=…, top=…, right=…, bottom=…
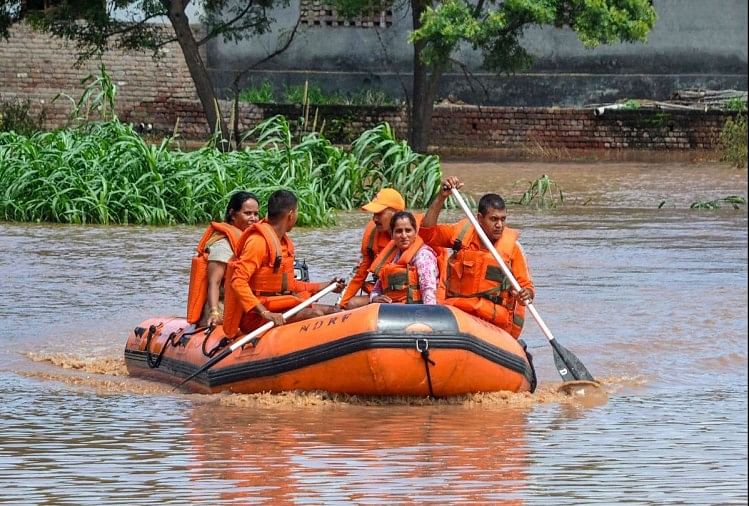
left=185, top=222, right=242, bottom=324
left=369, top=236, right=430, bottom=304
left=366, top=213, right=448, bottom=302
left=223, top=222, right=307, bottom=337
left=445, top=220, right=525, bottom=337
left=356, top=220, right=390, bottom=294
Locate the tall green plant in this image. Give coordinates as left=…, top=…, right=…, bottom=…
left=718, top=113, right=747, bottom=168
left=350, top=123, right=442, bottom=209
left=512, top=175, right=564, bottom=208
left=1, top=115, right=445, bottom=227
left=53, top=63, right=119, bottom=124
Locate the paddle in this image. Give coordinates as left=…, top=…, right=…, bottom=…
left=450, top=188, right=596, bottom=383
left=174, top=281, right=340, bottom=390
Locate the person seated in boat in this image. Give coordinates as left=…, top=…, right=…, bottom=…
left=223, top=189, right=345, bottom=337
left=338, top=188, right=406, bottom=310
left=186, top=191, right=261, bottom=328
left=419, top=177, right=534, bottom=338
left=367, top=211, right=440, bottom=305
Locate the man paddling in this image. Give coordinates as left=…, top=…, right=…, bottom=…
left=419, top=176, right=534, bottom=338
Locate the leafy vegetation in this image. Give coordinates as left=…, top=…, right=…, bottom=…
left=0, top=0, right=299, bottom=149
left=724, top=98, right=748, bottom=112
left=690, top=196, right=746, bottom=210
left=368, top=0, right=656, bottom=151
left=0, top=116, right=443, bottom=227
left=718, top=113, right=748, bottom=168
left=0, top=99, right=46, bottom=136
left=512, top=175, right=564, bottom=208
left=239, top=81, right=396, bottom=106
left=52, top=64, right=119, bottom=125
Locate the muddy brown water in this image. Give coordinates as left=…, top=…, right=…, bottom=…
left=1, top=161, right=746, bottom=504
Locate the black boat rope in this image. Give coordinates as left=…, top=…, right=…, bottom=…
left=145, top=323, right=180, bottom=369
left=416, top=338, right=437, bottom=400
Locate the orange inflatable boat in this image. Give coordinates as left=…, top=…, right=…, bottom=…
left=124, top=303, right=536, bottom=396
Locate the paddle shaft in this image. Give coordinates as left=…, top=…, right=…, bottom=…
left=450, top=188, right=557, bottom=343
left=229, top=281, right=339, bottom=351
left=175, top=282, right=339, bottom=389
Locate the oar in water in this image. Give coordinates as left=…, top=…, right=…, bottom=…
left=450, top=188, right=596, bottom=383
left=174, top=281, right=340, bottom=391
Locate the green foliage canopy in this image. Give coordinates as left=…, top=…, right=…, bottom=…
left=0, top=1, right=275, bottom=59
left=411, top=0, right=657, bottom=70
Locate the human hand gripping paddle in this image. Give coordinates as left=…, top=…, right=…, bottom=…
left=174, top=281, right=341, bottom=391
left=449, top=188, right=596, bottom=384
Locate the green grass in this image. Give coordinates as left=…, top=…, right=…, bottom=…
left=0, top=116, right=443, bottom=227
left=239, top=80, right=396, bottom=106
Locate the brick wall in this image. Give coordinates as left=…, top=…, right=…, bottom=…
left=0, top=24, right=200, bottom=132
left=1, top=24, right=736, bottom=152
left=429, top=105, right=732, bottom=151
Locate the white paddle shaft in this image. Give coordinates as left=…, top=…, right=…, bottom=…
left=229, top=281, right=339, bottom=351
left=450, top=188, right=557, bottom=343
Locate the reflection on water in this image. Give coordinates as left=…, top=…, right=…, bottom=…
left=0, top=161, right=746, bottom=503
left=186, top=403, right=531, bottom=503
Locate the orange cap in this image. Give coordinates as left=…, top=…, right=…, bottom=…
left=362, top=188, right=406, bottom=213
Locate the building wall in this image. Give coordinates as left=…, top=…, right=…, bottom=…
left=0, top=7, right=742, bottom=152
left=206, top=0, right=748, bottom=106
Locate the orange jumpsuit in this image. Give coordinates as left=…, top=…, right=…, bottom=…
left=419, top=220, right=534, bottom=338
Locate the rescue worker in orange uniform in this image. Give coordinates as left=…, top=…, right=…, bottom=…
left=223, top=189, right=344, bottom=337
left=186, top=191, right=260, bottom=327
left=419, top=176, right=534, bottom=338
left=368, top=211, right=440, bottom=305
left=338, top=188, right=407, bottom=309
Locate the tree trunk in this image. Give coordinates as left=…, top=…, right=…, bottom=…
left=409, top=0, right=443, bottom=154
left=165, top=1, right=230, bottom=150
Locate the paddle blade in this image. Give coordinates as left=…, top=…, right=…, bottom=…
left=550, top=339, right=595, bottom=382
left=173, top=347, right=232, bottom=391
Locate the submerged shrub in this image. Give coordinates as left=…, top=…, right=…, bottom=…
left=512, top=174, right=564, bottom=208
left=690, top=196, right=746, bottom=210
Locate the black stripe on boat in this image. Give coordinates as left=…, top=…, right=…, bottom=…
left=124, top=304, right=533, bottom=387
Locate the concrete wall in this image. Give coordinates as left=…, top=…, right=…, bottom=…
left=206, top=0, right=748, bottom=105
left=0, top=2, right=744, bottom=150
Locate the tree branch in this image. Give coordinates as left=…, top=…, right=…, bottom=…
left=106, top=12, right=165, bottom=38
left=196, top=1, right=256, bottom=46
left=154, top=36, right=180, bottom=49
left=231, top=14, right=301, bottom=89
left=448, top=57, right=490, bottom=102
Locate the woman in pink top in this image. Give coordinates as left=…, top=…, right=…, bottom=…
left=369, top=211, right=440, bottom=305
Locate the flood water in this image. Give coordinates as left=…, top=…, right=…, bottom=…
left=1, top=161, right=746, bottom=504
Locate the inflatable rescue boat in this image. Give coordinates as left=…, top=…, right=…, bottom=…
left=124, top=303, right=536, bottom=396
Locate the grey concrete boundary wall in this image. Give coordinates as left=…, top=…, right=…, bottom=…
left=206, top=0, right=748, bottom=106
left=0, top=19, right=742, bottom=156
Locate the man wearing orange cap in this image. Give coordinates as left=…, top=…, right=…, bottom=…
left=338, top=188, right=406, bottom=309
